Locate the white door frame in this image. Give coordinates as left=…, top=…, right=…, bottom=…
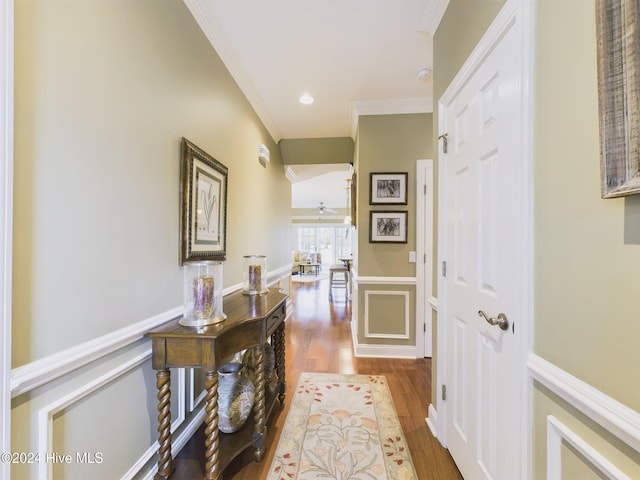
left=415, top=159, right=433, bottom=357
left=1, top=0, right=14, bottom=477
left=435, top=0, right=534, bottom=478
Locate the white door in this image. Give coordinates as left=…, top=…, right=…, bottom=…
left=439, top=4, right=528, bottom=479
left=416, top=159, right=433, bottom=358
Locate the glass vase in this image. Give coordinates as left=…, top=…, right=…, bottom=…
left=242, top=255, right=268, bottom=295
left=180, top=261, right=226, bottom=327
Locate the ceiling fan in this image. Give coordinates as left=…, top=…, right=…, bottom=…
left=318, top=202, right=338, bottom=214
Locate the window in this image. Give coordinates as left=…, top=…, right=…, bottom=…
left=293, top=224, right=352, bottom=267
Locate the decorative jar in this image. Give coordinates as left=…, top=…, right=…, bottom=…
left=242, top=255, right=268, bottom=295
left=217, top=362, right=255, bottom=433
left=180, top=261, right=226, bottom=327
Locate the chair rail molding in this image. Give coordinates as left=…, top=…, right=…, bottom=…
left=353, top=275, right=417, bottom=286
left=11, top=306, right=183, bottom=398
left=528, top=353, right=640, bottom=453
left=11, top=265, right=292, bottom=398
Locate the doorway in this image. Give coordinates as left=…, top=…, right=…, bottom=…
left=293, top=224, right=352, bottom=271
left=436, top=1, right=532, bottom=478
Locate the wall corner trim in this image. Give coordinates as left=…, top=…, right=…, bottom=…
left=527, top=353, right=640, bottom=452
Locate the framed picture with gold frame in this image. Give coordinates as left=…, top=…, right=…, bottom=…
left=180, top=138, right=228, bottom=263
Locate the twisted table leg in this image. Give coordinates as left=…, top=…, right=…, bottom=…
left=204, top=370, right=221, bottom=480
left=155, top=369, right=172, bottom=479
left=252, top=344, right=266, bottom=461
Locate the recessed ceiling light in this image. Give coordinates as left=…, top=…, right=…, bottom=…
left=299, top=93, right=314, bottom=105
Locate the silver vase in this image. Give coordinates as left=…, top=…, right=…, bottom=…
left=217, top=362, right=255, bottom=433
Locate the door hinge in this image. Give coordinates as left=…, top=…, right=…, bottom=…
left=424, top=184, right=427, bottom=195
left=423, top=322, right=426, bottom=332
left=438, top=133, right=449, bottom=153
left=442, top=384, right=447, bottom=401
left=442, top=261, right=447, bottom=277
left=424, top=253, right=427, bottom=264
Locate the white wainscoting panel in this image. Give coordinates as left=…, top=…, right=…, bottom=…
left=546, top=415, right=629, bottom=480
left=364, top=290, right=410, bottom=339
left=36, top=351, right=185, bottom=479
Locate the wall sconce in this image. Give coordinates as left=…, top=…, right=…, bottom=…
left=258, top=144, right=270, bottom=166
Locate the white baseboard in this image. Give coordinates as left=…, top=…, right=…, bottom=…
left=426, top=403, right=438, bottom=437
left=351, top=326, right=418, bottom=358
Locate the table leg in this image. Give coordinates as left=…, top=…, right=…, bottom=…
left=252, top=345, right=266, bottom=461
left=155, top=369, right=173, bottom=480
left=204, top=370, right=221, bottom=480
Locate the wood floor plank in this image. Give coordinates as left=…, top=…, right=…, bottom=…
left=171, top=278, right=462, bottom=479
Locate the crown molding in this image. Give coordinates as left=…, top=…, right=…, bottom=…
left=183, top=0, right=282, bottom=142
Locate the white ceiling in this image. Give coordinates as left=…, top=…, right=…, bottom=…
left=287, top=164, right=353, bottom=209
left=184, top=0, right=447, bottom=207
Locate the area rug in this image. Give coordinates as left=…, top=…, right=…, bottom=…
left=267, top=373, right=418, bottom=479
left=291, top=271, right=329, bottom=283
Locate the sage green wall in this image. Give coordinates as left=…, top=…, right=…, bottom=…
left=355, top=113, right=432, bottom=347
left=12, top=0, right=290, bottom=477
left=356, top=114, right=432, bottom=277
left=533, top=0, right=640, bottom=476
left=432, top=0, right=507, bottom=409
left=280, top=137, right=354, bottom=165
left=13, top=0, right=289, bottom=365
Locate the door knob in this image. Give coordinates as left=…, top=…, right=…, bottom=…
left=478, top=310, right=509, bottom=331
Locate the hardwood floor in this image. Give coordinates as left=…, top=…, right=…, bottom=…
left=172, top=277, right=463, bottom=479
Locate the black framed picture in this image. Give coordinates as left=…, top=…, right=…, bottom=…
left=369, top=211, right=408, bottom=243
left=369, top=172, right=408, bottom=205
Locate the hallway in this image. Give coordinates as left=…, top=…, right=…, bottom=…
left=175, top=277, right=462, bottom=479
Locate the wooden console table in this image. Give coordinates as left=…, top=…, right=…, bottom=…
left=146, top=289, right=287, bottom=480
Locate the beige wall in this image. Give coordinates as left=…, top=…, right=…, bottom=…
left=533, top=0, right=640, bottom=477
left=435, top=0, right=640, bottom=477
left=354, top=113, right=432, bottom=350
left=12, top=0, right=290, bottom=478
left=534, top=0, right=639, bottom=412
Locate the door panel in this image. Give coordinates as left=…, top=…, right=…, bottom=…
left=442, top=14, right=522, bottom=480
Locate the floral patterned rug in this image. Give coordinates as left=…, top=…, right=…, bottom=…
left=267, top=373, right=418, bottom=479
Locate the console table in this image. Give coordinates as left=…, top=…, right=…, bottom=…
left=299, top=263, right=321, bottom=275
left=146, top=289, right=287, bottom=480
